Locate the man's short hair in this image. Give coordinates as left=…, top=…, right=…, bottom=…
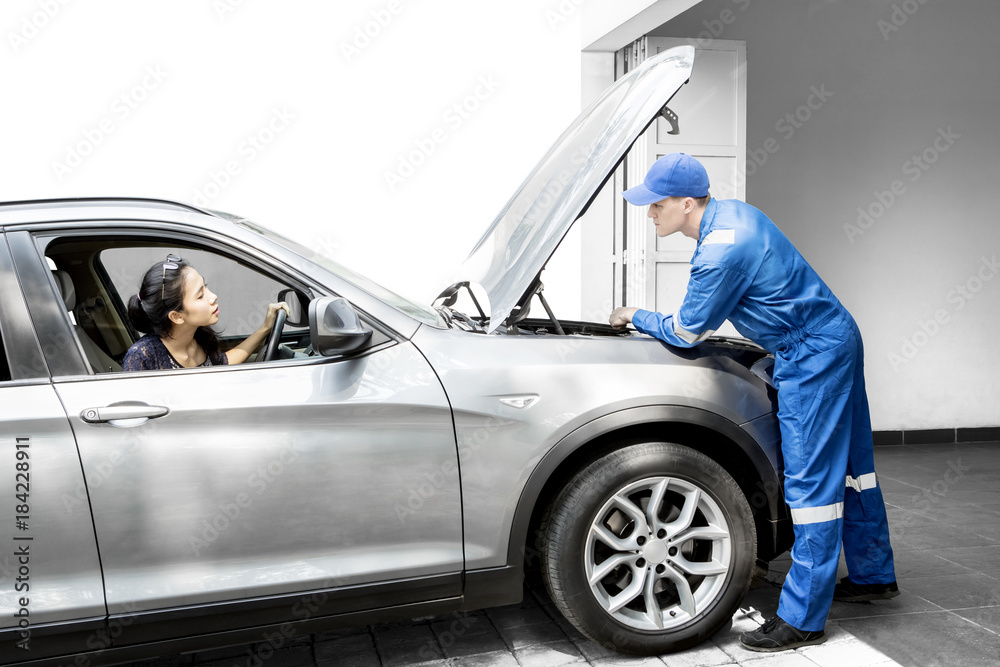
left=668, top=194, right=710, bottom=208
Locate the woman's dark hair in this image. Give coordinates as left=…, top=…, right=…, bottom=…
left=126, top=255, right=220, bottom=356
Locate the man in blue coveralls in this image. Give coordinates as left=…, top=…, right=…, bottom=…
left=609, top=153, right=898, bottom=652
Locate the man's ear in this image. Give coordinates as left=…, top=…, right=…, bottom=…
left=683, top=197, right=697, bottom=214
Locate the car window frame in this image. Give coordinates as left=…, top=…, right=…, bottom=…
left=7, top=229, right=90, bottom=377
left=19, top=226, right=400, bottom=381
left=0, top=230, right=49, bottom=383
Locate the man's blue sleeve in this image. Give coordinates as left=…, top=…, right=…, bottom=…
left=631, top=262, right=752, bottom=347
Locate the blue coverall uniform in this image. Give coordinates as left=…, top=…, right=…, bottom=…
left=631, top=198, right=896, bottom=631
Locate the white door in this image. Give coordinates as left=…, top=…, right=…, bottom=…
left=622, top=37, right=747, bottom=332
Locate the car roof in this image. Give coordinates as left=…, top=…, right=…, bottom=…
left=0, top=197, right=227, bottom=229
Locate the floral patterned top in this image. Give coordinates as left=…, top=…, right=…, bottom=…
left=122, top=334, right=228, bottom=371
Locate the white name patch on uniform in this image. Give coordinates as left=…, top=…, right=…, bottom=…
left=703, top=229, right=735, bottom=245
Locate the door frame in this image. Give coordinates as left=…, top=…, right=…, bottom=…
left=622, top=36, right=747, bottom=313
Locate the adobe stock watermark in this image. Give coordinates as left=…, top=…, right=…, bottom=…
left=490, top=130, right=601, bottom=229
left=0, top=554, right=18, bottom=589
left=60, top=409, right=163, bottom=516
left=394, top=413, right=508, bottom=524
left=188, top=442, right=303, bottom=556
left=844, top=126, right=959, bottom=244
left=877, top=0, right=930, bottom=41
left=394, top=458, right=460, bottom=524
left=544, top=0, right=587, bottom=30
left=238, top=573, right=347, bottom=667
left=892, top=458, right=969, bottom=541
left=340, top=0, right=406, bottom=63
left=888, top=253, right=998, bottom=371
left=416, top=612, right=482, bottom=662
left=691, top=0, right=752, bottom=47
left=306, top=232, right=342, bottom=263
left=10, top=326, right=74, bottom=381
left=67, top=601, right=140, bottom=667
left=383, top=75, right=501, bottom=192
left=51, top=65, right=168, bottom=182
left=742, top=83, right=833, bottom=180
left=7, top=0, right=72, bottom=53
left=213, top=0, right=248, bottom=20
left=191, top=106, right=295, bottom=207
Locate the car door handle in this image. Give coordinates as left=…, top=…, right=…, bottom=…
left=81, top=404, right=169, bottom=423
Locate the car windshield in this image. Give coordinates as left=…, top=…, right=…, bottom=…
left=222, top=212, right=442, bottom=327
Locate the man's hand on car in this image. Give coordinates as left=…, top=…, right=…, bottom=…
left=609, top=306, right=639, bottom=329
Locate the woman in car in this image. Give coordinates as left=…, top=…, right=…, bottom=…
left=122, top=254, right=288, bottom=371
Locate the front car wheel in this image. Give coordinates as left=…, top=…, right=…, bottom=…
left=540, top=442, right=756, bottom=655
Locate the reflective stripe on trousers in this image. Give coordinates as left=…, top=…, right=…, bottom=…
left=790, top=473, right=879, bottom=525
left=846, top=472, right=877, bottom=492
left=790, top=502, right=843, bottom=525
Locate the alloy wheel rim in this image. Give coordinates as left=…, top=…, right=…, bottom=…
left=584, top=476, right=732, bottom=631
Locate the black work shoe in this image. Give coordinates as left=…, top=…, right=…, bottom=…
left=833, top=576, right=900, bottom=602
left=740, top=616, right=826, bottom=652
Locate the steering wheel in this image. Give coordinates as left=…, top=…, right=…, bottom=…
left=258, top=308, right=287, bottom=362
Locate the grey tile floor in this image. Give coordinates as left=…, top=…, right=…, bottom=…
left=131, top=441, right=1000, bottom=667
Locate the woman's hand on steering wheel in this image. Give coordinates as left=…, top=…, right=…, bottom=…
left=263, top=302, right=290, bottom=329
left=259, top=301, right=290, bottom=362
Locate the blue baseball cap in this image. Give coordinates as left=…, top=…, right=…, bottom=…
left=622, top=153, right=710, bottom=205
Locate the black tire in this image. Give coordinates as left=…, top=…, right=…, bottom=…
left=540, top=442, right=756, bottom=655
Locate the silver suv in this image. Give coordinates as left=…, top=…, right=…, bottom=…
left=0, top=46, right=790, bottom=664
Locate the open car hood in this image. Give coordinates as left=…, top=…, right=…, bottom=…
left=462, top=45, right=694, bottom=333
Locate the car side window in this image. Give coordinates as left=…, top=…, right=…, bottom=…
left=101, top=247, right=297, bottom=340
left=42, top=236, right=318, bottom=374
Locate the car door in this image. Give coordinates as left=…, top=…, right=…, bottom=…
left=0, top=233, right=107, bottom=663
left=6, top=227, right=462, bottom=644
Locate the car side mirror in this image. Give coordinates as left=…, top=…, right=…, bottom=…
left=277, top=288, right=310, bottom=327
left=308, top=296, right=372, bottom=356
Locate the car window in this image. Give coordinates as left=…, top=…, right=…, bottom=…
left=37, top=234, right=324, bottom=374
left=35, top=230, right=393, bottom=376
left=100, top=247, right=297, bottom=339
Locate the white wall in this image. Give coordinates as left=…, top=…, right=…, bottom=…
left=2, top=0, right=584, bottom=315
left=644, top=0, right=1000, bottom=430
